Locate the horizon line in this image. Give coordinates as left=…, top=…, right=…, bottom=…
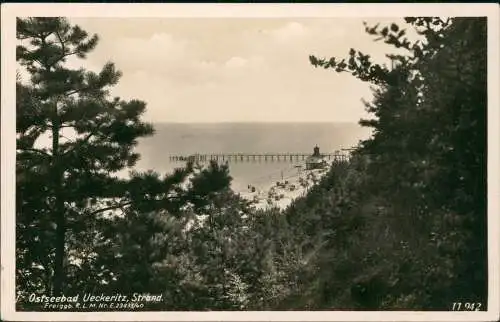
left=149, top=121, right=362, bottom=124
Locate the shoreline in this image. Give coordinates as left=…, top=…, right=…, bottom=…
left=236, top=161, right=333, bottom=210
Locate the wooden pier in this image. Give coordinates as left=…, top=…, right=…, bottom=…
left=168, top=152, right=350, bottom=163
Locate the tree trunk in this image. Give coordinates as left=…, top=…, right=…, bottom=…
left=52, top=106, right=65, bottom=296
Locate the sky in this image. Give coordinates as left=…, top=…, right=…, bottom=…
left=61, top=17, right=412, bottom=123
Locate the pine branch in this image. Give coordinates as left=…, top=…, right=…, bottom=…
left=88, top=201, right=132, bottom=217
left=88, top=194, right=180, bottom=217
left=18, top=148, right=52, bottom=157
left=61, top=124, right=101, bottom=156
left=54, top=30, right=67, bottom=68
left=63, top=88, right=86, bottom=97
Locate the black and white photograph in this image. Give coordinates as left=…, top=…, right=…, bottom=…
left=1, top=3, right=499, bottom=321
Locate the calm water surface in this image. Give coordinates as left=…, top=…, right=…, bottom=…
left=128, top=122, right=372, bottom=192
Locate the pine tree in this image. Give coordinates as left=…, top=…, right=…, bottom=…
left=16, top=18, right=248, bottom=303
left=16, top=17, right=156, bottom=296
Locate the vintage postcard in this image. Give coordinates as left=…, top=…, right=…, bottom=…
left=1, top=3, right=499, bottom=321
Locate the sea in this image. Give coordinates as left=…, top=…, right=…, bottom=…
left=128, top=122, right=372, bottom=194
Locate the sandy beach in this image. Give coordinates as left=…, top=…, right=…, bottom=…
left=237, top=161, right=334, bottom=210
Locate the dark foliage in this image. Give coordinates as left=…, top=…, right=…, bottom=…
left=16, top=17, right=487, bottom=311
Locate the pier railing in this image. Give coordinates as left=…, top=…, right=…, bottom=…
left=168, top=152, right=350, bottom=163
